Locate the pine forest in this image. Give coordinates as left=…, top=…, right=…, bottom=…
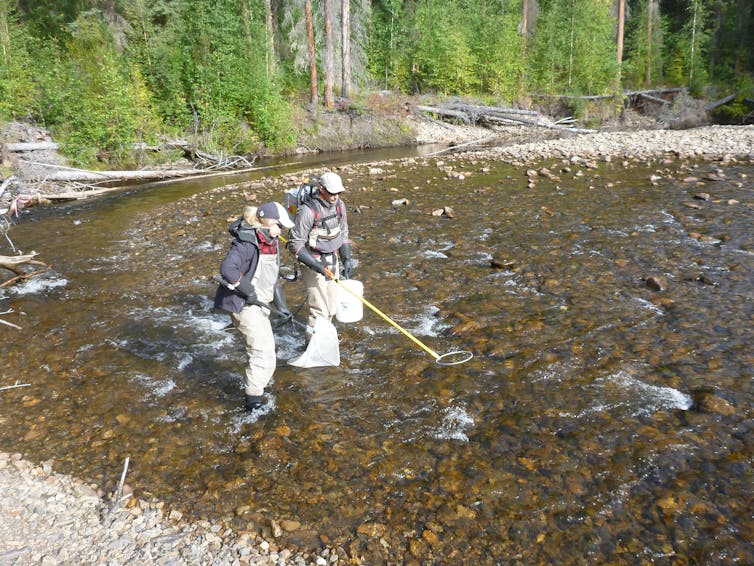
left=1, top=0, right=752, bottom=167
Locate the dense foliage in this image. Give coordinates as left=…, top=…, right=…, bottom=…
left=1, top=0, right=752, bottom=167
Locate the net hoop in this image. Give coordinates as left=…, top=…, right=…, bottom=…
left=435, top=350, right=473, bottom=366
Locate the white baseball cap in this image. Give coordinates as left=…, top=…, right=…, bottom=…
left=319, top=172, right=345, bottom=193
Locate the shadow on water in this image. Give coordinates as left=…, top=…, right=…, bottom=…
left=1, top=149, right=753, bottom=563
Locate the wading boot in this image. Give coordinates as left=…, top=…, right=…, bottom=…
left=244, top=394, right=266, bottom=412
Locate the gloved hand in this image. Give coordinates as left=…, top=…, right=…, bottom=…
left=296, top=248, right=327, bottom=276
left=273, top=284, right=292, bottom=322
left=235, top=278, right=259, bottom=305
left=339, top=243, right=353, bottom=279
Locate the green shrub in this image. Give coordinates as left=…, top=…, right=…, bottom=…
left=0, top=6, right=38, bottom=120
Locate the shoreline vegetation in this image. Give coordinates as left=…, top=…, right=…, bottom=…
left=0, top=89, right=748, bottom=206
left=1, top=120, right=753, bottom=564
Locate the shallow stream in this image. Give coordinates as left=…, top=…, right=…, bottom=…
left=2, top=151, right=752, bottom=563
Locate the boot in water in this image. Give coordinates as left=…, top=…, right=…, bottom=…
left=245, top=394, right=267, bottom=411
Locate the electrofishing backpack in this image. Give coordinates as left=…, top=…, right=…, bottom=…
left=285, top=177, right=319, bottom=216
left=285, top=177, right=344, bottom=224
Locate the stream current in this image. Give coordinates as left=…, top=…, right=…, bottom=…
left=1, top=150, right=753, bottom=564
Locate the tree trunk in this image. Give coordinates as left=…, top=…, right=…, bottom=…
left=568, top=0, right=575, bottom=89
left=6, top=142, right=60, bottom=152
left=736, top=0, right=747, bottom=74
left=17, top=166, right=203, bottom=183
left=241, top=0, right=254, bottom=59
left=305, top=0, right=318, bottom=107
left=264, top=0, right=275, bottom=78
left=616, top=0, right=625, bottom=81
left=341, top=0, right=351, bottom=98
left=323, top=0, right=335, bottom=107
left=689, top=0, right=699, bottom=86
left=0, top=1, right=10, bottom=58
left=646, top=0, right=655, bottom=84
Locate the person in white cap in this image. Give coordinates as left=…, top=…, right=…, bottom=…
left=287, top=171, right=354, bottom=330
left=214, top=202, right=294, bottom=412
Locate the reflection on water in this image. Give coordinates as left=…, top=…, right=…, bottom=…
left=1, top=153, right=753, bottom=564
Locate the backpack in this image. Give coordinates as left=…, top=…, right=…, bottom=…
left=285, top=177, right=319, bottom=216
left=285, top=177, right=344, bottom=225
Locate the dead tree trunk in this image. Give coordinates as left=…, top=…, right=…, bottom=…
left=616, top=0, right=625, bottom=83
left=341, top=0, right=351, bottom=98
left=16, top=160, right=203, bottom=183
left=305, top=0, right=318, bottom=107
left=6, top=142, right=60, bottom=152
left=704, top=92, right=737, bottom=111
left=264, top=0, right=275, bottom=78
left=323, top=0, right=335, bottom=108
left=416, top=105, right=472, bottom=124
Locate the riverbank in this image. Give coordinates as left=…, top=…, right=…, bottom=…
left=0, top=452, right=332, bottom=565
left=1, top=123, right=754, bottom=565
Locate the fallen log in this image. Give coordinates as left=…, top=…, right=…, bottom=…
left=22, top=187, right=125, bottom=201
left=418, top=112, right=454, bottom=130
left=416, top=105, right=472, bottom=124
left=424, top=135, right=499, bottom=157
left=638, top=92, right=670, bottom=106
left=18, top=160, right=201, bottom=183
left=482, top=114, right=596, bottom=134
left=704, top=92, right=737, bottom=111
left=533, top=88, right=685, bottom=101
left=5, top=142, right=60, bottom=152
left=623, top=87, right=686, bottom=97
left=445, top=102, right=539, bottom=117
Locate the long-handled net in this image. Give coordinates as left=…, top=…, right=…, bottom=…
left=324, top=268, right=473, bottom=366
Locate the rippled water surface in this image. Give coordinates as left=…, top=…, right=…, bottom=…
left=2, top=153, right=753, bottom=564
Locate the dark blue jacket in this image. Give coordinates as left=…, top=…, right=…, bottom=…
left=213, top=220, right=260, bottom=314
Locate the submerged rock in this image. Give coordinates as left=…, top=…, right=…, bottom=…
left=644, top=275, right=669, bottom=292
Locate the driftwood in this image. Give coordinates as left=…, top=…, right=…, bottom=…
left=417, top=111, right=455, bottom=130
left=6, top=142, right=60, bottom=152
left=417, top=101, right=596, bottom=134
left=483, top=114, right=596, bottom=134
left=24, top=187, right=127, bottom=202
left=416, top=105, right=472, bottom=124
left=445, top=102, right=539, bottom=117
left=704, top=93, right=738, bottom=111
left=534, top=88, right=685, bottom=101
left=0, top=379, right=30, bottom=389
left=424, top=135, right=499, bottom=157
left=0, top=252, right=48, bottom=277
left=18, top=159, right=201, bottom=183
left=15, top=161, right=283, bottom=205
left=0, top=253, right=49, bottom=302
left=638, top=92, right=670, bottom=106
left=193, top=151, right=256, bottom=170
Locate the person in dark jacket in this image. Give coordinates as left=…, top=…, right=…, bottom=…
left=287, top=171, right=353, bottom=330
left=214, top=202, right=293, bottom=411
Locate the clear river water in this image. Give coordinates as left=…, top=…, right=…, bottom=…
left=1, top=148, right=752, bottom=564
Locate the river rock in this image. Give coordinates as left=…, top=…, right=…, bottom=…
left=490, top=257, right=516, bottom=269
left=683, top=201, right=703, bottom=209
left=644, top=275, right=668, bottom=292
left=692, top=391, right=736, bottom=416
